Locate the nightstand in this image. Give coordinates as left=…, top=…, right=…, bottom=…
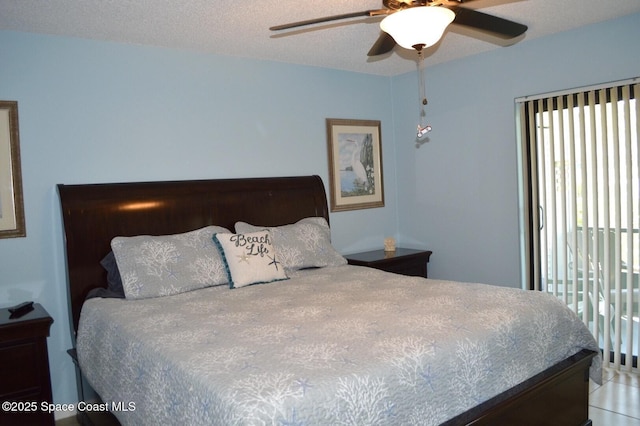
left=345, top=248, right=432, bottom=277
left=0, top=303, right=54, bottom=426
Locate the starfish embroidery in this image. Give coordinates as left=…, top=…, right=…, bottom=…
left=419, top=365, right=436, bottom=392
left=165, top=267, right=179, bottom=280
left=294, top=378, right=313, bottom=396
left=268, top=254, right=282, bottom=270
left=236, top=253, right=250, bottom=264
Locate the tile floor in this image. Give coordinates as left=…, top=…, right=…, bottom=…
left=589, top=367, right=640, bottom=425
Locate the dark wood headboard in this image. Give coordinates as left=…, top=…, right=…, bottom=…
left=58, top=175, right=329, bottom=338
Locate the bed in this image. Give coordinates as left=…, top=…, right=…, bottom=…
left=58, top=175, right=601, bottom=426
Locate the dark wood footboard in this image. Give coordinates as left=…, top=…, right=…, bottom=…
left=444, top=349, right=597, bottom=426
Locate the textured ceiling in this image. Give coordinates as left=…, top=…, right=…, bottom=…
left=1, top=0, right=639, bottom=76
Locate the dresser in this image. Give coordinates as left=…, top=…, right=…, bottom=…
left=0, top=303, right=54, bottom=425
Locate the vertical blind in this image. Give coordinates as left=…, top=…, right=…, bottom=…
left=518, top=79, right=639, bottom=371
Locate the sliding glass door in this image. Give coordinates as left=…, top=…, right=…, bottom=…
left=517, top=79, right=639, bottom=371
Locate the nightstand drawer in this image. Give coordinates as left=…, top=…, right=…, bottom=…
left=345, top=248, right=432, bottom=278
left=0, top=340, right=42, bottom=396
left=0, top=303, right=54, bottom=425
left=377, top=261, right=427, bottom=277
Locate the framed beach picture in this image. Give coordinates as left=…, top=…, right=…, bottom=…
left=0, top=101, right=25, bottom=238
left=326, top=118, right=384, bottom=212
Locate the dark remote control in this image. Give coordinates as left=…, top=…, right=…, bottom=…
left=8, top=301, right=34, bottom=318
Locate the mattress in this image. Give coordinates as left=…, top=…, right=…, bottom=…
left=77, top=265, right=601, bottom=425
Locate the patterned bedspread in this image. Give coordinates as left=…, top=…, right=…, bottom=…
left=77, top=265, right=601, bottom=425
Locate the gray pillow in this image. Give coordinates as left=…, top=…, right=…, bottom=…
left=235, top=217, right=346, bottom=271
left=111, top=225, right=230, bottom=299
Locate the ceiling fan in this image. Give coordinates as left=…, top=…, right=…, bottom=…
left=272, top=1, right=527, bottom=140
left=270, top=0, right=528, bottom=56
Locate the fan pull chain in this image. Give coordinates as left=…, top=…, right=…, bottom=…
left=416, top=49, right=432, bottom=139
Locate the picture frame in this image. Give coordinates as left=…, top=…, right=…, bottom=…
left=0, top=101, right=26, bottom=238
left=326, top=118, right=384, bottom=212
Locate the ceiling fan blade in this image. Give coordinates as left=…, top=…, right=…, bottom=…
left=367, top=32, right=397, bottom=56
left=270, top=10, right=383, bottom=31
left=449, top=6, right=527, bottom=39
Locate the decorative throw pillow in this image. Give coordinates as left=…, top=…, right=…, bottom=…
left=111, top=225, right=230, bottom=299
left=213, top=230, right=288, bottom=289
left=235, top=217, right=347, bottom=271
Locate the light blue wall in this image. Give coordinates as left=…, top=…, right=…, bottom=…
left=391, top=12, right=640, bottom=286
left=0, top=31, right=397, bottom=409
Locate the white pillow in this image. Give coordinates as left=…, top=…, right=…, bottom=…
left=111, top=225, right=230, bottom=299
left=213, top=230, right=288, bottom=289
left=235, top=217, right=347, bottom=271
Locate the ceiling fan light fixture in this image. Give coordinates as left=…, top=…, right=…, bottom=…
left=380, top=7, right=455, bottom=51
